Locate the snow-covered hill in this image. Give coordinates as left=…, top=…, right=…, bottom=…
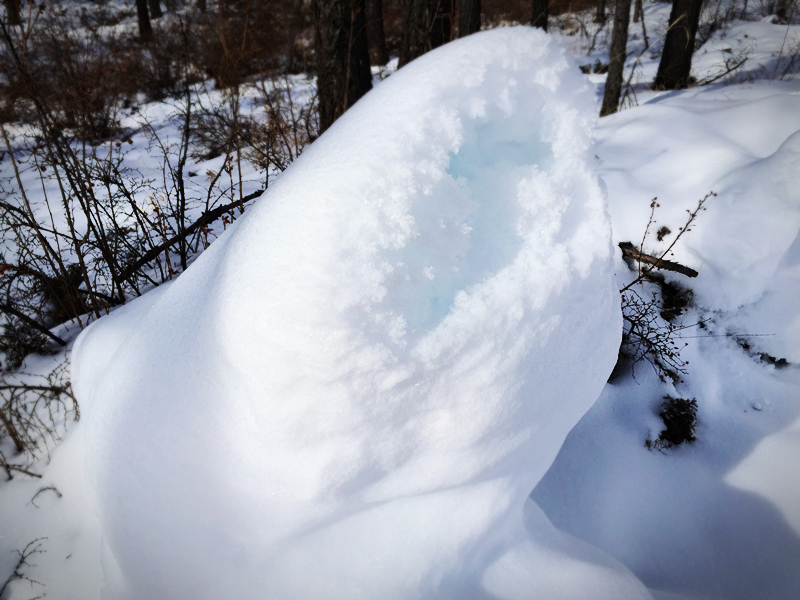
left=1, top=4, right=799, bottom=600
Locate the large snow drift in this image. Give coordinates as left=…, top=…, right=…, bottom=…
left=73, top=28, right=632, bottom=599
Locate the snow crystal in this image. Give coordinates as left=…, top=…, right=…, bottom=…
left=73, top=27, right=629, bottom=599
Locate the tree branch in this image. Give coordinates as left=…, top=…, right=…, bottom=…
left=619, top=241, right=698, bottom=278
left=0, top=301, right=67, bottom=346
left=118, top=189, right=264, bottom=284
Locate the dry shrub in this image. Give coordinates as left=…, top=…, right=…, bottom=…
left=0, top=361, right=78, bottom=476
left=195, top=0, right=312, bottom=88
left=646, top=396, right=698, bottom=450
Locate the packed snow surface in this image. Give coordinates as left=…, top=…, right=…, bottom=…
left=534, top=81, right=800, bottom=600
left=72, top=28, right=632, bottom=599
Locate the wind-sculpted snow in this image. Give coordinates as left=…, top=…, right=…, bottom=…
left=73, top=27, right=639, bottom=599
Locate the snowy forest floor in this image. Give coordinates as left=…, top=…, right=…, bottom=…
left=2, top=2, right=800, bottom=599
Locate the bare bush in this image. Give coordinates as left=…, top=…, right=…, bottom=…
left=646, top=396, right=698, bottom=450
left=0, top=538, right=46, bottom=597
left=247, top=73, right=319, bottom=176
left=617, top=193, right=714, bottom=383
left=0, top=361, right=77, bottom=478
left=696, top=0, right=742, bottom=49
left=620, top=287, right=691, bottom=382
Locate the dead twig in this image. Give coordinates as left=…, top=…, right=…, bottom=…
left=0, top=450, right=42, bottom=480
left=621, top=192, right=715, bottom=293
left=619, top=242, right=699, bottom=278
left=30, top=485, right=62, bottom=508
left=117, top=188, right=264, bottom=284
left=0, top=302, right=67, bottom=347
left=0, top=538, right=46, bottom=598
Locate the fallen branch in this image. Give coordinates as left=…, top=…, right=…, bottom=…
left=31, top=485, right=62, bottom=508
left=698, top=56, right=748, bottom=86
left=5, top=464, right=42, bottom=479
left=620, top=192, right=713, bottom=293
left=0, top=301, right=67, bottom=346
left=0, top=454, right=41, bottom=480
left=619, top=242, right=698, bottom=278
left=118, top=188, right=265, bottom=284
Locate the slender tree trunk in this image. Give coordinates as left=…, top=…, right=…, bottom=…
left=458, top=0, right=481, bottom=37
left=148, top=0, right=163, bottom=19
left=136, top=0, right=154, bottom=41
left=3, top=0, right=21, bottom=26
left=600, top=0, right=632, bottom=116
left=639, top=0, right=649, bottom=47
left=594, top=0, right=606, bottom=24
left=633, top=0, right=642, bottom=23
left=653, top=0, right=703, bottom=89
left=366, top=0, right=389, bottom=66
left=531, top=0, right=548, bottom=31
left=197, top=0, right=206, bottom=12
left=430, top=0, right=453, bottom=48
left=313, top=0, right=373, bottom=133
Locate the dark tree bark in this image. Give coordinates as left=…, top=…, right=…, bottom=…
left=366, top=0, right=389, bottom=66
left=458, top=0, right=481, bottom=37
left=3, top=0, right=21, bottom=26
left=636, top=0, right=649, bottom=47
left=600, top=0, right=632, bottom=116
left=399, top=0, right=430, bottom=67
left=313, top=0, right=373, bottom=133
left=399, top=0, right=453, bottom=67
left=136, top=0, right=154, bottom=42
left=653, top=0, right=703, bottom=90
left=594, top=0, right=606, bottom=24
left=148, top=0, right=163, bottom=19
left=633, top=0, right=642, bottom=23
left=531, top=0, right=548, bottom=31
left=430, top=0, right=453, bottom=48
left=197, top=0, right=206, bottom=12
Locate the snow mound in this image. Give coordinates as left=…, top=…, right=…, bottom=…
left=534, top=82, right=800, bottom=600
left=73, top=27, right=631, bottom=599
left=598, top=87, right=800, bottom=314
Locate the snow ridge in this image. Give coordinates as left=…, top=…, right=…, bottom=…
left=73, top=27, right=629, bottom=599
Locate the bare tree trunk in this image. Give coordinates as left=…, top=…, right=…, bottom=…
left=639, top=0, right=649, bottom=47
left=600, top=0, right=632, bottom=116
left=653, top=0, right=703, bottom=89
left=399, top=0, right=430, bottom=67
left=148, top=0, right=163, bottom=19
left=313, top=0, right=373, bottom=133
left=366, top=0, right=389, bottom=66
left=136, top=0, right=154, bottom=42
left=3, top=0, right=21, bottom=26
left=594, top=0, right=606, bottom=24
left=197, top=0, right=206, bottom=12
left=458, top=0, right=481, bottom=37
left=430, top=0, right=453, bottom=48
left=633, top=0, right=642, bottom=23
left=531, top=0, right=548, bottom=31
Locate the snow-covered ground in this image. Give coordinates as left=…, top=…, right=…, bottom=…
left=534, top=78, right=800, bottom=600
left=2, top=4, right=800, bottom=599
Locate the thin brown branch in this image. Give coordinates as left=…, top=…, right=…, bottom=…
left=0, top=301, right=67, bottom=346
left=117, top=188, right=264, bottom=284
left=619, top=242, right=699, bottom=278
